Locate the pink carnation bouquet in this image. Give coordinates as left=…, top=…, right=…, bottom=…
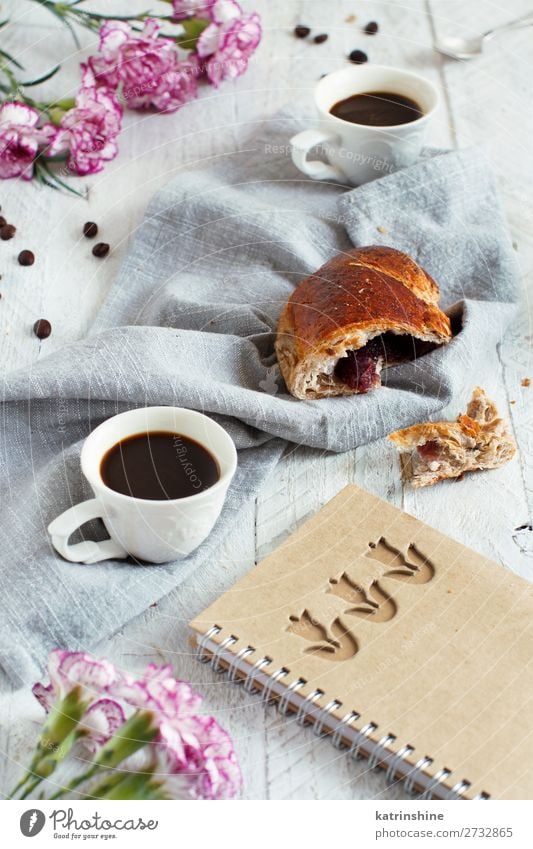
left=0, top=0, right=261, bottom=192
left=11, top=649, right=242, bottom=800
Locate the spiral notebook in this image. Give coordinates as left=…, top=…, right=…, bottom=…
left=190, top=485, right=533, bottom=800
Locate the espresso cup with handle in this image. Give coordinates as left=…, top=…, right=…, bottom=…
left=290, top=64, right=439, bottom=185
left=48, top=407, right=237, bottom=565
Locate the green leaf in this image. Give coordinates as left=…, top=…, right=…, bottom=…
left=0, top=47, right=24, bottom=70
left=34, top=159, right=87, bottom=199
left=61, top=14, right=82, bottom=48
left=21, top=65, right=61, bottom=87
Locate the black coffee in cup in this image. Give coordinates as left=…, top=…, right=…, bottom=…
left=100, top=431, right=220, bottom=500
left=330, top=91, right=423, bottom=126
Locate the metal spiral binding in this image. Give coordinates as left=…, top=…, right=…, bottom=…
left=278, top=678, right=306, bottom=715
left=197, top=626, right=490, bottom=800
left=349, top=722, right=377, bottom=760
left=419, top=768, right=451, bottom=799
left=385, top=744, right=414, bottom=783
left=367, top=734, right=396, bottom=770
left=404, top=756, right=433, bottom=795
left=227, top=646, right=255, bottom=683
left=210, top=635, right=238, bottom=672
left=331, top=711, right=359, bottom=749
left=196, top=625, right=221, bottom=662
left=263, top=668, right=289, bottom=703
left=243, top=656, right=271, bottom=693
left=296, top=689, right=323, bottom=725
left=450, top=779, right=471, bottom=798
left=314, top=700, right=342, bottom=737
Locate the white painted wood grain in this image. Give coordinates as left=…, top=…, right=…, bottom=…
left=1, top=0, right=532, bottom=801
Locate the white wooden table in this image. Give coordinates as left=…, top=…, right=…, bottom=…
left=1, top=0, right=532, bottom=801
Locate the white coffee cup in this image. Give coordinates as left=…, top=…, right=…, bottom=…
left=290, top=64, right=439, bottom=185
left=48, top=407, right=237, bottom=565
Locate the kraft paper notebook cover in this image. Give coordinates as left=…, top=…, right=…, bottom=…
left=190, top=485, right=533, bottom=800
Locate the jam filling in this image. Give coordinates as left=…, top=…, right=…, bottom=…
left=416, top=440, right=441, bottom=461
left=333, top=332, right=436, bottom=393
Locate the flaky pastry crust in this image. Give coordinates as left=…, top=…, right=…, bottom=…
left=388, top=387, right=517, bottom=487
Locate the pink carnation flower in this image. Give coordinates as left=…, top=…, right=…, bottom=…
left=32, top=649, right=125, bottom=753
left=0, top=102, right=55, bottom=180
left=89, top=19, right=198, bottom=113
left=172, top=0, right=216, bottom=19
left=150, top=54, right=200, bottom=113
left=197, top=0, right=261, bottom=86
left=33, top=653, right=242, bottom=800
left=49, top=68, right=123, bottom=176
left=116, top=663, right=242, bottom=800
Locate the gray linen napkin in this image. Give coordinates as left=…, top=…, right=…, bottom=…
left=0, top=114, right=518, bottom=687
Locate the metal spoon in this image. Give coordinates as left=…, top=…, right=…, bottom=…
left=435, top=12, right=533, bottom=60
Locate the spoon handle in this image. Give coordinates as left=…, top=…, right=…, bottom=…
left=484, top=12, right=533, bottom=39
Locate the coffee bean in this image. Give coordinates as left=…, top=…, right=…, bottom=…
left=314, top=33, right=329, bottom=44
left=92, top=242, right=110, bottom=258
left=83, top=221, right=98, bottom=238
left=348, top=49, right=368, bottom=64
left=0, top=224, right=16, bottom=240
left=294, top=25, right=311, bottom=38
left=18, top=250, right=35, bottom=266
left=33, top=318, right=51, bottom=339
left=364, top=21, right=379, bottom=35
left=0, top=216, right=6, bottom=228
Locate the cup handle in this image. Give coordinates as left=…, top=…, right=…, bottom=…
left=290, top=129, right=344, bottom=181
left=48, top=499, right=129, bottom=564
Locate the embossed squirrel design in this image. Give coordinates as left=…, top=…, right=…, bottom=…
left=365, top=537, right=435, bottom=584
left=287, top=610, right=358, bottom=661
left=328, top=573, right=396, bottom=622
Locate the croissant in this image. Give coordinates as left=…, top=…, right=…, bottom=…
left=275, top=246, right=451, bottom=399
left=388, top=387, right=517, bottom=487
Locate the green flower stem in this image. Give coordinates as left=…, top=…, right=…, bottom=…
left=81, top=769, right=128, bottom=799
left=30, top=728, right=79, bottom=781
left=49, top=763, right=101, bottom=800
left=45, top=98, right=76, bottom=125
left=175, top=17, right=211, bottom=49
left=10, top=687, right=89, bottom=798
left=101, top=772, right=168, bottom=800
left=30, top=686, right=88, bottom=773
left=50, top=710, right=158, bottom=800
left=8, top=774, right=32, bottom=800
left=93, top=710, right=159, bottom=770
left=51, top=97, right=75, bottom=110
left=31, top=0, right=163, bottom=24
left=28, top=0, right=193, bottom=42
left=20, top=776, right=44, bottom=800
